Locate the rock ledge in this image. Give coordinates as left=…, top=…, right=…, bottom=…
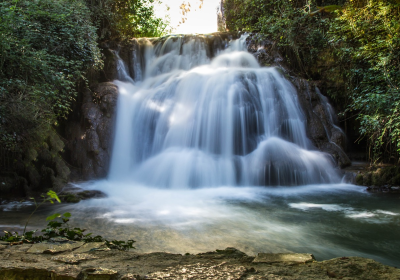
left=1, top=245, right=399, bottom=279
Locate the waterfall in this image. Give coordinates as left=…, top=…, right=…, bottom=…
left=109, top=34, right=340, bottom=188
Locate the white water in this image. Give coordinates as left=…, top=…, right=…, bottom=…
left=109, top=35, right=340, bottom=188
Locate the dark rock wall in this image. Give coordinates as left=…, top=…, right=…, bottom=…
left=64, top=83, right=118, bottom=180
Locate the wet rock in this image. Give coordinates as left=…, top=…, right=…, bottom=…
left=27, top=241, right=84, bottom=254
left=0, top=268, right=57, bottom=280
left=148, top=262, right=247, bottom=280
left=50, top=237, right=70, bottom=243
left=74, top=242, right=109, bottom=253
left=1, top=246, right=400, bottom=280
left=60, top=186, right=107, bottom=203
left=253, top=253, right=315, bottom=264
left=51, top=253, right=99, bottom=264
left=53, top=265, right=82, bottom=279
left=348, top=164, right=400, bottom=189
left=121, top=274, right=140, bottom=280
left=78, top=267, right=119, bottom=280
left=65, top=83, right=118, bottom=180
left=355, top=173, right=363, bottom=185
left=215, top=247, right=247, bottom=256
left=320, top=142, right=351, bottom=168
left=308, top=114, right=327, bottom=142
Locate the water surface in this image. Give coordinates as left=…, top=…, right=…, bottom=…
left=1, top=182, right=399, bottom=267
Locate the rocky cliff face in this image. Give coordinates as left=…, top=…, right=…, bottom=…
left=64, top=32, right=350, bottom=180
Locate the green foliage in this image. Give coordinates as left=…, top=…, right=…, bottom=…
left=85, top=0, right=170, bottom=39
left=1, top=191, right=135, bottom=251
left=329, top=0, right=400, bottom=162
left=0, top=0, right=170, bottom=189
left=225, top=0, right=333, bottom=77
left=0, top=0, right=101, bottom=172
left=23, top=190, right=62, bottom=234
left=224, top=0, right=400, bottom=162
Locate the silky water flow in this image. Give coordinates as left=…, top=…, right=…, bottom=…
left=109, top=35, right=340, bottom=187
left=2, top=35, right=399, bottom=267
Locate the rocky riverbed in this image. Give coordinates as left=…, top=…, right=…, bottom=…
left=1, top=242, right=399, bottom=280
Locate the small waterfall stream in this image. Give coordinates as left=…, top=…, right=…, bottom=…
left=109, top=34, right=340, bottom=188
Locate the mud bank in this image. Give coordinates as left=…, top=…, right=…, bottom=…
left=1, top=243, right=399, bottom=279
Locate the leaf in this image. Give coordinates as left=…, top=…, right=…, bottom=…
left=63, top=212, right=71, bottom=218
left=47, top=190, right=61, bottom=203
left=46, top=213, right=61, bottom=221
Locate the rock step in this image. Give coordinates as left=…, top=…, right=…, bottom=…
left=1, top=245, right=399, bottom=279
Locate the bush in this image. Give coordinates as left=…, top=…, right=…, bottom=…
left=0, top=0, right=101, bottom=189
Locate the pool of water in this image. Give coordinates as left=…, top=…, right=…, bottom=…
left=1, top=182, right=399, bottom=267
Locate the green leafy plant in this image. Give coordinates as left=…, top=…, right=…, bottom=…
left=23, top=190, right=61, bottom=235
left=1, top=190, right=135, bottom=251
left=42, top=212, right=135, bottom=250
left=85, top=0, right=170, bottom=39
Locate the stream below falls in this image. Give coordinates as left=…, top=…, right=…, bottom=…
left=1, top=183, right=400, bottom=267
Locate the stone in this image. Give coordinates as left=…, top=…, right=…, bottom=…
left=50, top=237, right=70, bottom=243
left=74, top=242, right=109, bottom=253
left=148, top=263, right=247, bottom=280
left=253, top=253, right=315, bottom=264
left=27, top=241, right=84, bottom=254
left=1, top=246, right=400, bottom=280
left=79, top=267, right=119, bottom=280
left=51, top=253, right=99, bottom=264
left=121, top=274, right=139, bottom=280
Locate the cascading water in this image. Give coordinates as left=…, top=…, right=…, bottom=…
left=109, top=34, right=340, bottom=187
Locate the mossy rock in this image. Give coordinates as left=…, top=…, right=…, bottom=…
left=78, top=190, right=93, bottom=199
left=371, top=168, right=384, bottom=186
left=362, top=172, right=372, bottom=186
left=360, top=166, right=400, bottom=187
left=355, top=174, right=363, bottom=185
left=61, top=193, right=82, bottom=203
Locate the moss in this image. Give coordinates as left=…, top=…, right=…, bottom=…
left=362, top=172, right=372, bottom=186
left=61, top=193, right=82, bottom=203
left=54, top=157, right=70, bottom=181
left=360, top=166, right=400, bottom=187
left=371, top=168, right=384, bottom=186
left=355, top=174, right=363, bottom=185
left=78, top=190, right=92, bottom=198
